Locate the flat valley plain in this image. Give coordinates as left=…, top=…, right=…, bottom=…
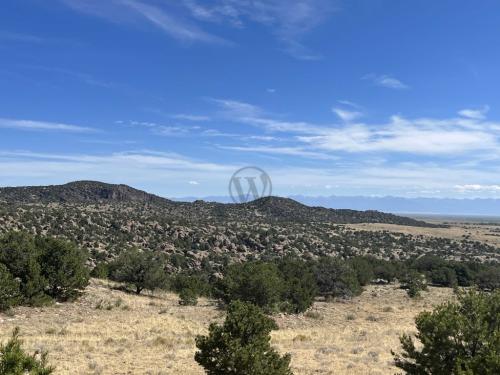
left=348, top=217, right=500, bottom=248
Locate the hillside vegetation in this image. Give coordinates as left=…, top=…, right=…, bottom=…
left=1, top=182, right=498, bottom=272
left=0, top=181, right=439, bottom=226
left=0, top=279, right=455, bottom=375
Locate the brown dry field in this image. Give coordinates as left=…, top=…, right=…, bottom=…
left=347, top=221, right=500, bottom=247
left=0, top=279, right=454, bottom=375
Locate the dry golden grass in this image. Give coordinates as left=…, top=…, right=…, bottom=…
left=347, top=221, right=500, bottom=248
left=0, top=280, right=454, bottom=375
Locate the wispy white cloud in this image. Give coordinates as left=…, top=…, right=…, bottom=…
left=298, top=115, right=498, bottom=155
left=61, top=0, right=333, bottom=58
left=171, top=113, right=211, bottom=121
left=363, top=74, right=409, bottom=89
left=182, top=0, right=334, bottom=59
left=126, top=120, right=199, bottom=136
left=0, top=150, right=234, bottom=172
left=332, top=107, right=363, bottom=122
left=0, top=150, right=237, bottom=196
left=61, top=0, right=229, bottom=45
left=211, top=98, right=326, bottom=133
left=1, top=150, right=500, bottom=198
left=454, top=184, right=500, bottom=192
left=337, top=100, right=362, bottom=109
left=0, top=118, right=95, bottom=133
left=122, top=0, right=230, bottom=45
left=219, top=145, right=334, bottom=159
left=209, top=98, right=500, bottom=156
left=247, top=135, right=279, bottom=141
left=458, top=105, right=489, bottom=120
left=210, top=98, right=263, bottom=117
left=153, top=126, right=194, bottom=136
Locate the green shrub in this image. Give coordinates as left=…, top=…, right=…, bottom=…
left=0, top=327, right=54, bottom=374
left=0, top=232, right=88, bottom=306
left=0, top=264, right=21, bottom=312
left=216, top=262, right=284, bottom=312
left=0, top=232, right=48, bottom=305
left=36, top=237, right=89, bottom=301
left=277, top=257, right=317, bottom=313
left=90, top=262, right=109, bottom=279
left=372, top=260, right=399, bottom=282
left=392, top=289, right=500, bottom=374
left=313, top=257, right=361, bottom=298
left=429, top=266, right=458, bottom=287
left=195, top=301, right=293, bottom=375
left=179, top=288, right=198, bottom=306
left=171, top=273, right=213, bottom=297
left=349, top=256, right=375, bottom=286
left=401, top=270, right=427, bottom=298
left=111, top=249, right=168, bottom=294
left=476, top=267, right=500, bottom=291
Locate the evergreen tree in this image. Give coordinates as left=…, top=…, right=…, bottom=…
left=277, top=257, right=317, bottom=313
left=90, top=262, right=109, bottom=279
left=476, top=267, right=500, bottom=291
left=217, top=262, right=284, bottom=311
left=313, top=257, right=361, bottom=298
left=349, top=256, right=375, bottom=286
left=0, top=328, right=54, bottom=375
left=0, top=232, right=48, bottom=306
left=401, top=270, right=427, bottom=298
left=179, top=288, right=198, bottom=306
left=393, top=289, right=500, bottom=374
left=111, top=249, right=168, bottom=294
left=195, top=301, right=293, bottom=375
left=0, top=264, right=21, bottom=311
left=36, top=237, right=89, bottom=301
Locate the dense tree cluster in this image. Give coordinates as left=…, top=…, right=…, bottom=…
left=98, top=250, right=500, bottom=313
left=0, top=232, right=89, bottom=311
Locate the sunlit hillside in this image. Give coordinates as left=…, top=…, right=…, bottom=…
left=0, top=279, right=454, bottom=375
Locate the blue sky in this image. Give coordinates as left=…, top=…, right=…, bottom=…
left=1, top=0, right=500, bottom=199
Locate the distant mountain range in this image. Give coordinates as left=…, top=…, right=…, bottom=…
left=173, top=195, right=500, bottom=217
left=2, top=180, right=496, bottom=217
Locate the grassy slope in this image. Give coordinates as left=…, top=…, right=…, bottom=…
left=0, top=280, right=454, bottom=375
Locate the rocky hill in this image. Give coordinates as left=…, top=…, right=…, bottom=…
left=2, top=181, right=496, bottom=270
left=0, top=181, right=168, bottom=205
left=0, top=181, right=436, bottom=227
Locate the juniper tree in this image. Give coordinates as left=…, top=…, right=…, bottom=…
left=111, top=249, right=168, bottom=294
left=216, top=262, right=284, bottom=311
left=0, top=328, right=54, bottom=375
left=392, top=289, right=500, bottom=374
left=0, top=232, right=48, bottom=306
left=313, top=257, right=361, bottom=299
left=0, top=264, right=20, bottom=311
left=36, top=236, right=89, bottom=301
left=195, top=301, right=293, bottom=375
